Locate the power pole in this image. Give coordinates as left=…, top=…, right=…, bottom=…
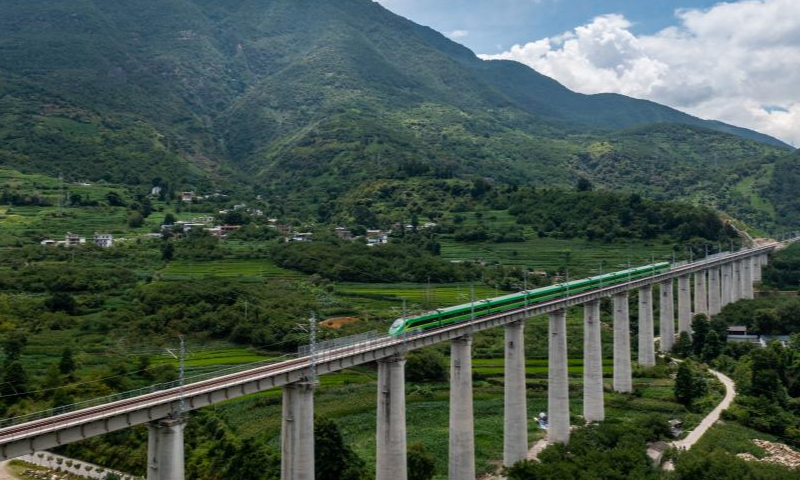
left=309, top=313, right=317, bottom=382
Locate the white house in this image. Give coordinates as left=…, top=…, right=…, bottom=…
left=93, top=233, right=114, bottom=248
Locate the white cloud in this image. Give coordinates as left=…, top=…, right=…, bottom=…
left=479, top=0, right=800, bottom=146
left=447, top=29, right=470, bottom=39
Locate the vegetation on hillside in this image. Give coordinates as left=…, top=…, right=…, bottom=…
left=0, top=0, right=795, bottom=231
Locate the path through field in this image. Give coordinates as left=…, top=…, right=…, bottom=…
left=0, top=461, right=20, bottom=480
left=663, top=366, right=736, bottom=470
left=673, top=368, right=736, bottom=449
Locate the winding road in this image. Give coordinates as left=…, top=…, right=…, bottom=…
left=672, top=367, right=736, bottom=450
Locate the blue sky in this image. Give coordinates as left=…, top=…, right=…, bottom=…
left=376, top=0, right=800, bottom=146
left=377, top=0, right=722, bottom=54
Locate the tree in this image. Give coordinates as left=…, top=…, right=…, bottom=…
left=163, top=213, right=177, bottom=225
left=691, top=314, right=710, bottom=356
left=673, top=332, right=693, bottom=358
left=161, top=241, right=175, bottom=261
left=59, top=347, right=76, bottom=375
left=314, top=416, right=367, bottom=480
left=2, top=331, right=28, bottom=364
left=45, top=292, right=77, bottom=314
left=1, top=361, right=29, bottom=398
left=750, top=348, right=784, bottom=401
left=674, top=362, right=706, bottom=407
left=753, top=308, right=781, bottom=335
left=105, top=191, right=125, bottom=207
left=407, top=443, right=435, bottom=480
left=701, top=330, right=724, bottom=362
left=405, top=349, right=447, bottom=383
left=128, top=211, right=144, bottom=228
left=576, top=177, right=593, bottom=192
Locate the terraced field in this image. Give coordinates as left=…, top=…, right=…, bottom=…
left=441, top=236, right=676, bottom=277
left=158, top=259, right=303, bottom=281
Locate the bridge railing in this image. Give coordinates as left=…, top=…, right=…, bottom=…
left=298, top=330, right=381, bottom=357
left=0, top=354, right=296, bottom=431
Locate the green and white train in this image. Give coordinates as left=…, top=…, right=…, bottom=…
left=388, top=262, right=670, bottom=336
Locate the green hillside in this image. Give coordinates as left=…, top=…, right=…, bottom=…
left=0, top=0, right=796, bottom=229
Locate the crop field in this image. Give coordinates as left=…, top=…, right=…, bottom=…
left=335, top=282, right=501, bottom=306
left=158, top=259, right=303, bottom=280
left=441, top=235, right=676, bottom=277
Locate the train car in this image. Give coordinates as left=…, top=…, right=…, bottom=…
left=388, top=262, right=670, bottom=336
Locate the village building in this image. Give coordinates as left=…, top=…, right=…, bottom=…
left=65, top=232, right=86, bottom=247
left=335, top=227, right=353, bottom=241
left=289, top=232, right=313, bottom=242
left=93, top=233, right=114, bottom=248
left=366, top=230, right=390, bottom=246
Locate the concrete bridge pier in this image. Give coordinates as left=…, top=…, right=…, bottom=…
left=548, top=309, right=570, bottom=444
left=753, top=255, right=763, bottom=282
left=742, top=258, right=754, bottom=299
left=613, top=293, right=632, bottom=393
left=677, top=275, right=692, bottom=334
left=638, top=285, right=655, bottom=367
left=282, top=382, right=316, bottom=480
left=732, top=261, right=742, bottom=302
left=708, top=267, right=721, bottom=316
left=376, top=355, right=407, bottom=480
left=583, top=300, right=604, bottom=422
left=659, top=280, right=675, bottom=352
left=721, top=263, right=732, bottom=308
left=504, top=321, right=528, bottom=466
left=694, top=271, right=708, bottom=317
left=449, top=335, right=475, bottom=480
left=147, top=417, right=187, bottom=480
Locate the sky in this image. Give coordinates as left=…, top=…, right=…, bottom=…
left=374, top=0, right=800, bottom=147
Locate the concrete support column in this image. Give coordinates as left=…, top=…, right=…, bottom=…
left=548, top=309, right=570, bottom=444
left=449, top=335, right=475, bottom=480
left=732, top=261, right=742, bottom=302
left=637, top=285, right=655, bottom=367
left=694, top=271, right=708, bottom=317
left=677, top=275, right=692, bottom=334
left=613, top=293, right=632, bottom=393
left=377, top=355, right=407, bottom=480
left=753, top=255, right=763, bottom=282
left=583, top=300, right=604, bottom=422
left=659, top=280, right=675, bottom=352
left=742, top=258, right=754, bottom=299
left=147, top=417, right=187, bottom=480
left=504, top=321, right=528, bottom=467
left=721, top=263, right=732, bottom=307
left=282, top=382, right=316, bottom=480
left=708, top=267, right=721, bottom=316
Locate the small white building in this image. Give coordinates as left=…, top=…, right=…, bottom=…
left=151, top=186, right=162, bottom=196
left=289, top=232, right=313, bottom=242
left=65, top=232, right=86, bottom=247
left=181, top=191, right=195, bottom=202
left=40, top=239, right=57, bottom=246
left=366, top=230, right=389, bottom=246
left=93, top=233, right=114, bottom=248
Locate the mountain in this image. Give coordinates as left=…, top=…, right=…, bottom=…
left=0, top=0, right=795, bottom=226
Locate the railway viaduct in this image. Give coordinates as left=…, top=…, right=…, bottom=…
left=0, top=243, right=780, bottom=480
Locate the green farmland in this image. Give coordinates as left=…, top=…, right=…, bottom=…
left=158, top=259, right=303, bottom=280
left=441, top=235, right=676, bottom=277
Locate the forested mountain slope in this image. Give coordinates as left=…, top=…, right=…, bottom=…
left=0, top=0, right=796, bottom=227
